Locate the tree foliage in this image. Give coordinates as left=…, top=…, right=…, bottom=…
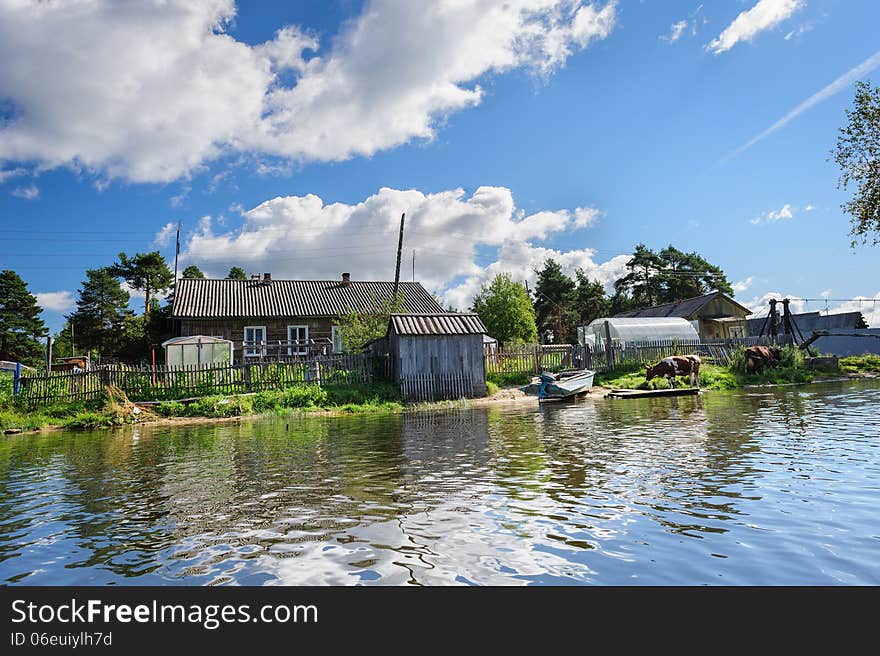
left=471, top=274, right=537, bottom=345
left=67, top=268, right=132, bottom=360
left=336, top=294, right=404, bottom=353
left=833, top=80, right=880, bottom=245
left=109, top=251, right=173, bottom=316
left=533, top=259, right=577, bottom=343
left=614, top=244, right=732, bottom=307
left=0, top=269, right=47, bottom=366
left=181, top=265, right=206, bottom=279
left=226, top=266, right=248, bottom=280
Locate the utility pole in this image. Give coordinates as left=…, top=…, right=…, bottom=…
left=173, top=221, right=181, bottom=287
left=392, top=212, right=406, bottom=302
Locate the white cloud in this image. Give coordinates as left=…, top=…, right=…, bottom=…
left=707, top=0, right=804, bottom=55
left=179, top=185, right=620, bottom=311
left=732, top=276, right=754, bottom=294
left=751, top=203, right=795, bottom=225
left=35, top=290, right=75, bottom=313
left=10, top=183, right=38, bottom=199
left=154, top=222, right=177, bottom=247
left=784, top=23, right=812, bottom=41
left=820, top=289, right=832, bottom=298
left=0, top=0, right=617, bottom=184
left=804, top=204, right=815, bottom=211
left=723, top=48, right=880, bottom=161
left=661, top=20, right=688, bottom=44
left=0, top=167, right=26, bottom=184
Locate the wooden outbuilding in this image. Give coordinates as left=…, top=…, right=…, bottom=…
left=388, top=313, right=488, bottom=401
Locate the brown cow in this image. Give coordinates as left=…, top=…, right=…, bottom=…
left=646, top=355, right=701, bottom=388
left=744, top=346, right=781, bottom=373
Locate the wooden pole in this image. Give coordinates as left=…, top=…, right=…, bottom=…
left=46, top=335, right=53, bottom=374
left=392, top=212, right=406, bottom=301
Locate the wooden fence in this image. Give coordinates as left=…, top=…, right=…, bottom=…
left=400, top=372, right=474, bottom=403
left=485, top=336, right=794, bottom=376
left=17, top=354, right=393, bottom=407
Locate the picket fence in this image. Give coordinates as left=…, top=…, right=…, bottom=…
left=399, top=372, right=474, bottom=403
left=17, top=354, right=392, bottom=407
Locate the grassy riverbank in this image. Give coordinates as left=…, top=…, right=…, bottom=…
left=595, top=345, right=845, bottom=391
left=0, top=382, right=403, bottom=433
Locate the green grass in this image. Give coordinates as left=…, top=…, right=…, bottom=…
left=485, top=380, right=500, bottom=396
left=486, top=371, right=532, bottom=387
left=839, top=355, right=880, bottom=374
left=0, top=381, right=408, bottom=432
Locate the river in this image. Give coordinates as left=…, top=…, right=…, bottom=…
left=1, top=380, right=878, bottom=585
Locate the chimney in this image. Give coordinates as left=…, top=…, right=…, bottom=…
left=341, top=272, right=351, bottom=286
left=263, top=273, right=271, bottom=282
left=251, top=273, right=260, bottom=281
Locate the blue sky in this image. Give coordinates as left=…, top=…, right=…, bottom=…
left=2, top=0, right=879, bottom=332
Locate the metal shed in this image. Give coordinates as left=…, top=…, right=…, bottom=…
left=388, top=313, right=488, bottom=401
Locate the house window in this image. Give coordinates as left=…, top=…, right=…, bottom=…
left=288, top=325, right=309, bottom=356
left=331, top=326, right=343, bottom=354
left=244, top=326, right=266, bottom=357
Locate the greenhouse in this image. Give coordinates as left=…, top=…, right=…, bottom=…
left=578, top=317, right=700, bottom=349
left=162, top=335, right=233, bottom=368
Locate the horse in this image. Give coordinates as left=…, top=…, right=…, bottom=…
left=744, top=346, right=781, bottom=373
left=646, top=355, right=701, bottom=388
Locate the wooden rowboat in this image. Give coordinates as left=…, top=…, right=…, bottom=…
left=520, top=369, right=596, bottom=402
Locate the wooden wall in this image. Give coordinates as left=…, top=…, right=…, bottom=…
left=180, top=318, right=336, bottom=344
left=393, top=334, right=487, bottom=396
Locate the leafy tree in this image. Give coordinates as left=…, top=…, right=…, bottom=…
left=574, top=269, right=609, bottom=326
left=337, top=294, right=404, bottom=352
left=533, top=259, right=577, bottom=343
left=67, top=268, right=132, bottom=360
left=614, top=244, right=732, bottom=308
left=181, top=265, right=206, bottom=279
left=832, top=80, right=880, bottom=245
left=109, top=251, right=173, bottom=317
left=226, top=266, right=248, bottom=280
left=471, top=274, right=538, bottom=345
left=0, top=269, right=47, bottom=366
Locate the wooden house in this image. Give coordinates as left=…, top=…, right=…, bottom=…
left=387, top=313, right=488, bottom=400
left=613, top=291, right=752, bottom=340
left=171, top=273, right=445, bottom=360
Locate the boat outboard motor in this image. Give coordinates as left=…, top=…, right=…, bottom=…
left=538, top=372, right=557, bottom=400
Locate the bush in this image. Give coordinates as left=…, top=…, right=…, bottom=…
left=155, top=401, right=186, bottom=417
left=485, top=380, right=499, bottom=396
left=184, top=395, right=254, bottom=418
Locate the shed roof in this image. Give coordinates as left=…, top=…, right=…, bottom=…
left=613, top=291, right=751, bottom=319
left=172, top=278, right=444, bottom=319
left=389, top=313, right=487, bottom=336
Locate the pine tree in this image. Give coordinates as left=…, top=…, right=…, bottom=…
left=67, top=268, right=132, bottom=360
left=109, top=251, right=173, bottom=317
left=574, top=269, right=609, bottom=326
left=181, top=265, right=206, bottom=279
left=0, top=269, right=47, bottom=366
left=533, top=259, right=577, bottom=343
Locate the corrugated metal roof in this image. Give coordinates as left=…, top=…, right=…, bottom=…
left=613, top=291, right=752, bottom=319
left=389, top=313, right=487, bottom=336
left=172, top=278, right=444, bottom=318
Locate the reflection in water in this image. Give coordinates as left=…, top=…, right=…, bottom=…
left=1, top=380, right=879, bottom=585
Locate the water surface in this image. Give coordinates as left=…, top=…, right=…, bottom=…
left=1, top=380, right=878, bottom=585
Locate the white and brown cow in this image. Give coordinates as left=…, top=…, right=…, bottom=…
left=646, top=355, right=701, bottom=388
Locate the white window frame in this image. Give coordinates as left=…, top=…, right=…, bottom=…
left=287, top=325, right=309, bottom=356
left=244, top=325, right=266, bottom=357
left=331, top=325, right=343, bottom=354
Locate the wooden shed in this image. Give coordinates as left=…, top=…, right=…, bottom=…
left=388, top=313, right=488, bottom=401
